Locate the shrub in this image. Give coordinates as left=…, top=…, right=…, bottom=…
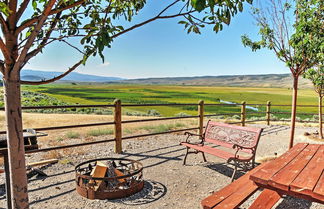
left=87, top=129, right=113, bottom=137
left=231, top=115, right=240, bottom=120
left=65, top=131, right=80, bottom=139
left=147, top=109, right=161, bottom=116
left=175, top=112, right=190, bottom=117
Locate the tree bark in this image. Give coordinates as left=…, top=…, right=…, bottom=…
left=289, top=76, right=299, bottom=149
left=319, top=95, right=323, bottom=139
left=3, top=73, right=29, bottom=209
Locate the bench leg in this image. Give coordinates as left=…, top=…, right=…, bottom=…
left=201, top=152, right=207, bottom=162
left=231, top=161, right=238, bottom=182
left=183, top=147, right=190, bottom=165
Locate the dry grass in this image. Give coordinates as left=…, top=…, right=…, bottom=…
left=0, top=111, right=198, bottom=144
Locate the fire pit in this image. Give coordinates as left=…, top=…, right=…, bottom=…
left=75, top=158, right=144, bottom=200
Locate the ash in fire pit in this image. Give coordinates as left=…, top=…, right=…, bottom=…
left=75, top=158, right=144, bottom=200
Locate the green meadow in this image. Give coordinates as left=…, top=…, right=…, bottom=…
left=22, top=84, right=320, bottom=119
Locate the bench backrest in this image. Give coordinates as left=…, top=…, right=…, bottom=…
left=204, top=121, right=263, bottom=153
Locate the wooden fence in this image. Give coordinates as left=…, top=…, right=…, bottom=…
left=1, top=100, right=324, bottom=208
left=0, top=100, right=322, bottom=155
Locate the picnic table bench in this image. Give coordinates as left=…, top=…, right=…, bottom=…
left=180, top=121, right=263, bottom=181
left=201, top=161, right=282, bottom=209
left=201, top=143, right=324, bottom=209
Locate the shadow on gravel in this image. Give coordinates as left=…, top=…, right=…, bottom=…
left=122, top=144, right=185, bottom=169
left=29, top=188, right=75, bottom=205
left=275, top=195, right=312, bottom=209
left=261, top=125, right=290, bottom=136
left=110, top=180, right=167, bottom=206
left=204, top=163, right=245, bottom=180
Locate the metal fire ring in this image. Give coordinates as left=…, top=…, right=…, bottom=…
left=75, top=158, right=144, bottom=200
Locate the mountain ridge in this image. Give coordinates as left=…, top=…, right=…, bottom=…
left=18, top=70, right=313, bottom=88
left=21, top=69, right=123, bottom=82
left=111, top=73, right=313, bottom=88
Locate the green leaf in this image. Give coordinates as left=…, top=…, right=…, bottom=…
left=191, top=0, right=206, bottom=12
left=32, top=0, right=37, bottom=10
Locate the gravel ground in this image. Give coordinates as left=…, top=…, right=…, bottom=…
left=0, top=124, right=323, bottom=209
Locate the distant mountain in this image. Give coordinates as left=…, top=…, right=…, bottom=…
left=112, top=74, right=313, bottom=88
left=21, top=69, right=124, bottom=82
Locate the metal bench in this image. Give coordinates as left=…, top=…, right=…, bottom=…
left=180, top=120, right=263, bottom=181
left=201, top=162, right=282, bottom=209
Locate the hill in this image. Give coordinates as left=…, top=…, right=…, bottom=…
left=112, top=74, right=313, bottom=88
left=21, top=69, right=123, bottom=82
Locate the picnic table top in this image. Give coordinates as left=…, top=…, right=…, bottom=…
left=250, top=143, right=324, bottom=204
left=0, top=130, right=47, bottom=141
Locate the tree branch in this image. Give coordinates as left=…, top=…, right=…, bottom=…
left=0, top=37, right=12, bottom=62
left=12, top=0, right=56, bottom=73
left=24, top=12, right=62, bottom=63
left=21, top=59, right=83, bottom=85
left=0, top=60, right=4, bottom=74
left=112, top=11, right=193, bottom=39
left=0, top=14, right=8, bottom=33
left=157, top=0, right=180, bottom=16
left=16, top=0, right=85, bottom=34
left=8, top=0, right=18, bottom=30
left=16, top=0, right=31, bottom=23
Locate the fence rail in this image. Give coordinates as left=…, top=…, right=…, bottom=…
left=0, top=100, right=323, bottom=154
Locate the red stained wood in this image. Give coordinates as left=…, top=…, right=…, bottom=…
left=313, top=171, right=324, bottom=202
left=213, top=181, right=258, bottom=209
left=268, top=144, right=320, bottom=191
left=248, top=189, right=281, bottom=209
left=201, top=162, right=269, bottom=209
left=250, top=143, right=308, bottom=185
left=180, top=142, right=250, bottom=161
left=250, top=143, right=324, bottom=204
left=290, top=145, right=324, bottom=197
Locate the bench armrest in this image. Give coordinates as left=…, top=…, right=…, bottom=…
left=232, top=144, right=254, bottom=150
left=183, top=132, right=204, bottom=144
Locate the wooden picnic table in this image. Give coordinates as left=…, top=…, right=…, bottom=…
left=250, top=143, right=324, bottom=204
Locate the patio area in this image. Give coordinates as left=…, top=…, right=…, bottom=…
left=0, top=124, right=323, bottom=209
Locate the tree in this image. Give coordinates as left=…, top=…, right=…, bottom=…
left=0, top=0, right=252, bottom=208
left=241, top=0, right=322, bottom=149
left=304, top=66, right=324, bottom=139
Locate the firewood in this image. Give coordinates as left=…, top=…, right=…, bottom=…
left=89, top=162, right=108, bottom=191
left=27, top=159, right=58, bottom=167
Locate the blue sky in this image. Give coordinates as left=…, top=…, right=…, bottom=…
left=25, top=1, right=288, bottom=79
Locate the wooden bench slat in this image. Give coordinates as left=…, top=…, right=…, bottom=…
left=201, top=162, right=269, bottom=209
left=313, top=171, right=324, bottom=202
left=180, top=142, right=250, bottom=161
left=248, top=189, right=281, bottom=209
left=213, top=181, right=258, bottom=209
left=250, top=143, right=308, bottom=185
left=290, top=145, right=324, bottom=196
left=268, top=144, right=320, bottom=191
left=204, top=139, right=253, bottom=154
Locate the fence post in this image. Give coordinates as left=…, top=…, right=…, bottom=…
left=266, top=101, right=271, bottom=126
left=198, top=100, right=204, bottom=138
left=241, top=101, right=246, bottom=126
left=114, top=99, right=122, bottom=154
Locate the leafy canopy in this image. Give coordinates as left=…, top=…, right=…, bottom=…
left=241, top=0, right=323, bottom=75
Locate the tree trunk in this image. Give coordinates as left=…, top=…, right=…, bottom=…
left=319, top=95, right=323, bottom=139
left=289, top=76, right=299, bottom=149
left=3, top=73, right=29, bottom=209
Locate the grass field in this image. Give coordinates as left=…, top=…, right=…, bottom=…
left=22, top=84, right=320, bottom=119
